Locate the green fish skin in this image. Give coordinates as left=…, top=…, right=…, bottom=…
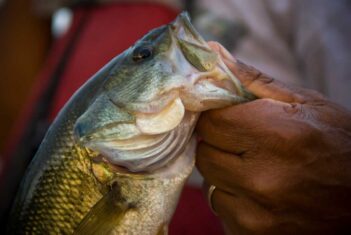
left=8, top=12, right=253, bottom=235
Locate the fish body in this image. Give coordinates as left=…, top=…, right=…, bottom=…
left=9, top=12, right=252, bottom=234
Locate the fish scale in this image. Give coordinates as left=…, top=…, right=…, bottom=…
left=108, top=157, right=194, bottom=235
left=9, top=12, right=252, bottom=234
left=10, top=110, right=103, bottom=234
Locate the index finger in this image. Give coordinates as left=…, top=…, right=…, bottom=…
left=208, top=41, right=324, bottom=104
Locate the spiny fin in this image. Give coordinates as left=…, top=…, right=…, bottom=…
left=73, top=186, right=129, bottom=235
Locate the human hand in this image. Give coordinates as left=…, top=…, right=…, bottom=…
left=196, top=42, right=351, bottom=235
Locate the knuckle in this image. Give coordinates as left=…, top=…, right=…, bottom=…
left=255, top=98, right=275, bottom=106
left=245, top=71, right=274, bottom=88
left=302, top=88, right=326, bottom=101
left=269, top=108, right=321, bottom=145
left=256, top=73, right=275, bottom=84
left=251, top=179, right=277, bottom=197
left=282, top=102, right=302, bottom=115
left=238, top=212, right=276, bottom=233
left=289, top=87, right=326, bottom=104
left=249, top=171, right=285, bottom=197
left=236, top=61, right=271, bottom=84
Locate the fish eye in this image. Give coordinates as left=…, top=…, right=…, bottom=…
left=132, top=46, right=153, bottom=62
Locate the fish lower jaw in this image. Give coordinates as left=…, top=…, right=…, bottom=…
left=86, top=112, right=198, bottom=174
left=100, top=136, right=196, bottom=179
left=180, top=81, right=244, bottom=112
left=178, top=67, right=247, bottom=112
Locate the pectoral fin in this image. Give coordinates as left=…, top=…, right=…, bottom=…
left=73, top=186, right=129, bottom=235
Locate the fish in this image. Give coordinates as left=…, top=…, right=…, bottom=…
left=8, top=12, right=254, bottom=234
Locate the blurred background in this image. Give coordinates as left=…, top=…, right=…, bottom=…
left=0, top=0, right=350, bottom=234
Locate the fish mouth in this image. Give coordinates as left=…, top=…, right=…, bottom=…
left=171, top=12, right=208, bottom=47
left=74, top=94, right=197, bottom=173
left=167, top=12, right=249, bottom=111
left=74, top=12, right=252, bottom=173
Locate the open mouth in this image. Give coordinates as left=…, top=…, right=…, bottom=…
left=73, top=12, right=250, bottom=173
left=168, top=12, right=248, bottom=111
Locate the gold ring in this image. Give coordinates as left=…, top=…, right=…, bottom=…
left=207, top=185, right=218, bottom=215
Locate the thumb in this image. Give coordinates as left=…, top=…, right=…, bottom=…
left=208, top=41, right=323, bottom=104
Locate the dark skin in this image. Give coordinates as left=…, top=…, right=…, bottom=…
left=196, top=42, right=351, bottom=235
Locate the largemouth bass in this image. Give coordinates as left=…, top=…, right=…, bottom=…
left=9, top=12, right=253, bottom=234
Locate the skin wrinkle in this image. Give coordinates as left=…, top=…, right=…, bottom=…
left=199, top=145, right=283, bottom=212
left=196, top=42, right=351, bottom=235
left=201, top=99, right=286, bottom=143
left=200, top=111, right=250, bottom=156
left=214, top=189, right=278, bottom=234
left=222, top=54, right=309, bottom=104
left=236, top=68, right=305, bottom=104
left=197, top=144, right=250, bottom=196
left=208, top=182, right=269, bottom=227
left=283, top=102, right=299, bottom=114
left=199, top=99, right=296, bottom=156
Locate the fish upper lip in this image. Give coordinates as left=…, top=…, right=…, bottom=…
left=169, top=12, right=209, bottom=50
left=168, top=13, right=242, bottom=95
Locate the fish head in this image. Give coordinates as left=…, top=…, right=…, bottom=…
left=74, top=12, right=251, bottom=173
